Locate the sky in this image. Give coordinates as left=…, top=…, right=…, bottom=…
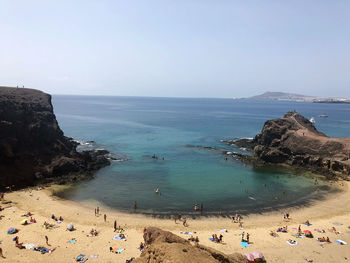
left=0, top=0, right=349, bottom=98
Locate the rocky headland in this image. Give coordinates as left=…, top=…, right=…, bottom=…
left=229, top=111, right=350, bottom=179
left=134, top=227, right=252, bottom=263
left=0, top=86, right=111, bottom=189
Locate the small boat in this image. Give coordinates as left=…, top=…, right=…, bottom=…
left=319, top=114, right=328, bottom=118
left=309, top=117, right=315, bottom=124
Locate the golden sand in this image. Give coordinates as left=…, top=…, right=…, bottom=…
left=0, top=181, right=349, bottom=263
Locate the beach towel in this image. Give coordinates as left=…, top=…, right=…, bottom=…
left=219, top=229, right=228, bottom=233
left=286, top=240, right=298, bottom=246
left=113, top=235, right=127, bottom=240
left=89, top=255, right=98, bottom=258
left=332, top=222, right=343, bottom=226
left=291, top=228, right=298, bottom=231
left=240, top=242, right=251, bottom=248
left=184, top=232, right=192, bottom=235
left=66, top=238, right=76, bottom=243
left=303, top=223, right=312, bottom=226
left=24, top=244, right=36, bottom=250
left=209, top=238, right=214, bottom=242
left=335, top=240, right=347, bottom=245
left=76, top=254, right=85, bottom=261
left=116, top=248, right=124, bottom=254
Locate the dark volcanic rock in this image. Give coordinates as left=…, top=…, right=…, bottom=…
left=252, top=111, right=350, bottom=179
left=133, top=227, right=251, bottom=263
left=0, top=87, right=110, bottom=189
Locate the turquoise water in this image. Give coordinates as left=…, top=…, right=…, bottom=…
left=52, top=96, right=349, bottom=214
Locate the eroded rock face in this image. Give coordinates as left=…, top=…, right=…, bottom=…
left=0, top=87, right=110, bottom=189
left=252, top=111, right=350, bottom=179
left=133, top=227, right=250, bottom=263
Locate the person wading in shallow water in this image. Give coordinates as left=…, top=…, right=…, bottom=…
left=134, top=201, right=137, bottom=209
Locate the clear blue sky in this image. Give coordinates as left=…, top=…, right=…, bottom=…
left=1, top=0, right=349, bottom=98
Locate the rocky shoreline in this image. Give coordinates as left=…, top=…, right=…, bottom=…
left=0, top=87, right=111, bottom=189
left=224, top=111, right=350, bottom=180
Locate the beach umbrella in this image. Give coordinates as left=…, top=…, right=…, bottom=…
left=67, top=223, right=74, bottom=231
left=7, top=227, right=16, bottom=234
left=303, top=230, right=311, bottom=234
left=245, top=253, right=255, bottom=261
left=251, top=252, right=264, bottom=259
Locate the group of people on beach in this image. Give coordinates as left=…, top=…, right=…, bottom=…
left=212, top=234, right=224, bottom=243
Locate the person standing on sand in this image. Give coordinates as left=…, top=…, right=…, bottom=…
left=114, top=220, right=117, bottom=232
left=174, top=215, right=177, bottom=224
left=0, top=247, right=4, bottom=258
left=183, top=218, right=187, bottom=227
left=97, top=207, right=99, bottom=215
left=45, top=235, right=50, bottom=246
left=104, top=214, right=107, bottom=222
left=246, top=233, right=250, bottom=244
left=94, top=208, right=96, bottom=216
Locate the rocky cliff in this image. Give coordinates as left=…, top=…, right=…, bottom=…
left=250, top=112, right=350, bottom=179
left=133, top=227, right=253, bottom=263
left=0, top=87, right=110, bottom=189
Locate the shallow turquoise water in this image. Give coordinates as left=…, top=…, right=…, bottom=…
left=52, top=96, right=349, bottom=214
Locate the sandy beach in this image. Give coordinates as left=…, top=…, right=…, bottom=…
left=0, top=181, right=349, bottom=263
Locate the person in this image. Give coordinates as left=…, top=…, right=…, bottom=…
left=139, top=242, right=144, bottom=251
left=59, top=216, right=64, bottom=221
left=97, top=207, right=99, bottom=215
left=45, top=235, right=50, bottom=246
left=246, top=233, right=250, bottom=244
left=51, top=214, right=56, bottom=220
left=183, top=218, right=187, bottom=227
left=94, top=208, right=97, bottom=216
left=195, top=236, right=199, bottom=245
left=134, top=201, right=137, bottom=209
left=200, top=203, right=203, bottom=212
left=194, top=204, right=199, bottom=211
left=178, top=213, right=182, bottom=221
left=104, top=214, right=107, bottom=222
left=0, top=247, right=4, bottom=258
left=219, top=234, right=223, bottom=243
left=174, top=215, right=177, bottom=224
left=114, top=220, right=117, bottom=232
left=241, top=232, right=245, bottom=242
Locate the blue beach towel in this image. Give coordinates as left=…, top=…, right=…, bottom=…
left=333, top=222, right=343, bottom=226
left=209, top=238, right=214, bottom=242
left=184, top=232, right=193, bottom=235
left=116, top=248, right=124, bottom=254
left=113, top=235, right=126, bottom=240
left=240, top=242, right=250, bottom=247
left=336, top=240, right=347, bottom=245
left=76, top=254, right=85, bottom=261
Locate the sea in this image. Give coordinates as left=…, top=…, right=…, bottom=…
left=52, top=96, right=350, bottom=215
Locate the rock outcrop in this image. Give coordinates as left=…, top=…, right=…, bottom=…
left=0, top=87, right=110, bottom=189
left=133, top=227, right=252, bottom=263
left=234, top=112, right=350, bottom=179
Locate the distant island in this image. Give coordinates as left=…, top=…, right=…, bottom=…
left=241, top=91, right=350, bottom=103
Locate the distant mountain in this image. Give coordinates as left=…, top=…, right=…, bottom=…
left=246, top=92, right=317, bottom=102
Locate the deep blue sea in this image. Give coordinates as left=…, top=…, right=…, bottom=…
left=52, top=96, right=350, bottom=215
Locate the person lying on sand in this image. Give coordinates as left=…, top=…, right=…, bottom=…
left=277, top=226, right=288, bottom=233
left=87, top=228, right=98, bottom=237
left=314, top=228, right=325, bottom=233
left=304, top=220, right=311, bottom=226
left=330, top=227, right=340, bottom=234
left=270, top=231, right=279, bottom=237
left=21, top=212, right=33, bottom=217
left=43, top=221, right=55, bottom=229
left=317, top=237, right=331, bottom=243
left=287, top=239, right=297, bottom=245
